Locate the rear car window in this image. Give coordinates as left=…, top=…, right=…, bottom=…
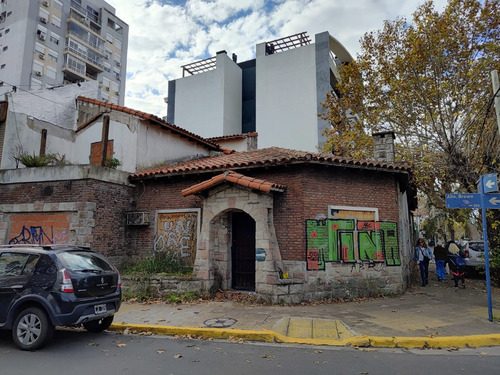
left=59, top=251, right=113, bottom=272
left=468, top=243, right=484, bottom=251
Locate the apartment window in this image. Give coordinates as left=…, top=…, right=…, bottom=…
left=51, top=15, right=61, bottom=28
left=33, top=60, right=44, bottom=76
left=102, top=77, right=110, bottom=87
left=111, top=81, right=119, bottom=92
left=39, top=8, right=49, bottom=22
left=101, top=92, right=109, bottom=102
left=106, top=33, right=113, bottom=43
left=48, top=48, right=58, bottom=62
left=114, top=53, right=120, bottom=64
left=31, top=78, right=43, bottom=90
left=37, top=25, right=48, bottom=41
left=35, top=42, right=45, bottom=54
left=103, top=61, right=111, bottom=73
left=110, top=96, right=118, bottom=104
left=115, top=39, right=122, bottom=51
left=46, top=66, right=56, bottom=79
left=49, top=32, right=59, bottom=45
left=53, top=0, right=62, bottom=10
left=105, top=47, right=112, bottom=59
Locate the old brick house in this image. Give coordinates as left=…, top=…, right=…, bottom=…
left=127, top=146, right=416, bottom=303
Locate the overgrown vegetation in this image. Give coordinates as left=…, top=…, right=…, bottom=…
left=14, top=152, right=70, bottom=168
left=122, top=252, right=193, bottom=276
left=105, top=157, right=121, bottom=169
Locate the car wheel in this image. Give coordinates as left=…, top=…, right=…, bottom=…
left=12, top=307, right=54, bottom=351
left=83, top=315, right=114, bottom=332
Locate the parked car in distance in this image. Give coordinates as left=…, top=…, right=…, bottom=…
left=459, top=241, right=485, bottom=268
left=0, top=244, right=121, bottom=350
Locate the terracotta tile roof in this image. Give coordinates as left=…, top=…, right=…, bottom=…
left=130, top=147, right=412, bottom=180
left=207, top=132, right=258, bottom=141
left=77, top=97, right=229, bottom=153
left=182, top=171, right=286, bottom=196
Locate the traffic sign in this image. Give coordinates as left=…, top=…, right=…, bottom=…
left=445, top=193, right=481, bottom=208
left=482, top=173, right=498, bottom=193
left=484, top=193, right=500, bottom=209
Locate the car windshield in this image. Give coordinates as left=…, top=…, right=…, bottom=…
left=468, top=242, right=484, bottom=252
left=59, top=251, right=113, bottom=272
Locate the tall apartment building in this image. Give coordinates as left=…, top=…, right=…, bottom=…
left=166, top=31, right=354, bottom=152
left=0, top=0, right=128, bottom=105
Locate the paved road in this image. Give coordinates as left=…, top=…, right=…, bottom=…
left=1, top=329, right=500, bottom=375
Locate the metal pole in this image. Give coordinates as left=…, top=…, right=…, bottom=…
left=479, top=176, right=493, bottom=322
left=492, top=70, right=500, bottom=137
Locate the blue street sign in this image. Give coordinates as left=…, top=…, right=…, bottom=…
left=445, top=193, right=482, bottom=208
left=484, top=193, right=500, bottom=209
left=482, top=173, right=498, bottom=193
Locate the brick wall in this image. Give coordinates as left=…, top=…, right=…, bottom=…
left=0, top=179, right=134, bottom=259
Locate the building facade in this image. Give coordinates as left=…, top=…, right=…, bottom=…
left=166, top=31, right=354, bottom=152
left=0, top=0, right=128, bottom=105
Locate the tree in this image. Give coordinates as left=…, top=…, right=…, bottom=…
left=321, top=0, right=499, bottom=211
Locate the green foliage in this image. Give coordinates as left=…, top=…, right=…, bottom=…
left=105, top=157, right=121, bottom=169
left=122, top=252, right=193, bottom=276
left=15, top=152, right=70, bottom=167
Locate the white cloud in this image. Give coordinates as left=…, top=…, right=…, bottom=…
left=105, top=0, right=449, bottom=116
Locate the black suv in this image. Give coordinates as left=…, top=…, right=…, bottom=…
left=0, top=245, right=121, bottom=350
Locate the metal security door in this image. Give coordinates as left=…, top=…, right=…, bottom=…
left=231, top=212, right=255, bottom=290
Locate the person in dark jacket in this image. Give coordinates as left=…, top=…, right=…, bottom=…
left=413, top=238, right=435, bottom=287
left=433, top=242, right=447, bottom=281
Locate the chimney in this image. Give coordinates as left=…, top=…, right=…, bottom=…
left=372, top=131, right=395, bottom=162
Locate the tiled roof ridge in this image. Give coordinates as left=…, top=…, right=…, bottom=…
left=182, top=170, right=286, bottom=196
left=207, top=132, right=259, bottom=141
left=77, top=96, right=231, bottom=153
left=130, top=147, right=413, bottom=180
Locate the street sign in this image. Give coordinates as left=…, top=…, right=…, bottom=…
left=484, top=193, right=500, bottom=209
left=482, top=173, right=498, bottom=193
left=445, top=193, right=481, bottom=208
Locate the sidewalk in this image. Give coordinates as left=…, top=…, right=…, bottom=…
left=110, top=276, right=500, bottom=349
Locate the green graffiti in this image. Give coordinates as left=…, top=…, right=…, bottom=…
left=305, top=219, right=400, bottom=270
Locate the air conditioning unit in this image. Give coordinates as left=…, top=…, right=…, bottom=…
left=116, top=76, right=120, bottom=81
left=43, top=1, right=50, bottom=6
left=39, top=53, right=45, bottom=59
left=40, top=17, right=47, bottom=24
left=38, top=34, right=46, bottom=40
left=105, top=87, right=109, bottom=91
left=125, top=212, right=150, bottom=226
left=116, top=61, right=120, bottom=67
left=35, top=71, right=43, bottom=76
left=115, top=91, right=119, bottom=95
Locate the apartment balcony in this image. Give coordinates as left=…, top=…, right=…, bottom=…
left=64, top=44, right=104, bottom=72
left=70, top=0, right=101, bottom=32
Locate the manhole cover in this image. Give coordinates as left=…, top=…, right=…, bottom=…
left=203, top=317, right=237, bottom=328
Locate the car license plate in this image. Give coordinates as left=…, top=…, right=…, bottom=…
left=94, top=304, right=107, bottom=314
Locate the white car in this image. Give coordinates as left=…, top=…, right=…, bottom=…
left=460, top=241, right=485, bottom=268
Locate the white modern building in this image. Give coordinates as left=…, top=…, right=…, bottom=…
left=0, top=0, right=128, bottom=105
left=166, top=31, right=354, bottom=152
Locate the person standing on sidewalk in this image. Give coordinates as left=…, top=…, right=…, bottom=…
left=433, top=242, right=447, bottom=281
left=413, top=238, right=435, bottom=286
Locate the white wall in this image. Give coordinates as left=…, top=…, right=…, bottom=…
left=256, top=44, right=318, bottom=152
left=173, top=53, right=241, bottom=138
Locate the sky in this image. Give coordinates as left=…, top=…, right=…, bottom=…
left=105, top=0, right=449, bottom=117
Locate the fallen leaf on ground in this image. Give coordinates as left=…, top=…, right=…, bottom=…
left=173, top=354, right=182, bottom=359
left=117, top=343, right=127, bottom=347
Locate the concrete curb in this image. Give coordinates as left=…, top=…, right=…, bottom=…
left=109, top=323, right=500, bottom=349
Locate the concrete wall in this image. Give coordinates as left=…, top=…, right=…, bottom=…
left=255, top=43, right=318, bottom=151
left=172, top=52, right=242, bottom=138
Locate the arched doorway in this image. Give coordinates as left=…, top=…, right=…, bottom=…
left=231, top=211, right=255, bottom=290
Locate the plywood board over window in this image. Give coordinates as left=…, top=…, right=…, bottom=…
left=154, top=209, right=200, bottom=266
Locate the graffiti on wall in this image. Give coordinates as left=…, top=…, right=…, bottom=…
left=306, top=219, right=399, bottom=270
left=154, top=211, right=198, bottom=266
left=8, top=214, right=69, bottom=245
